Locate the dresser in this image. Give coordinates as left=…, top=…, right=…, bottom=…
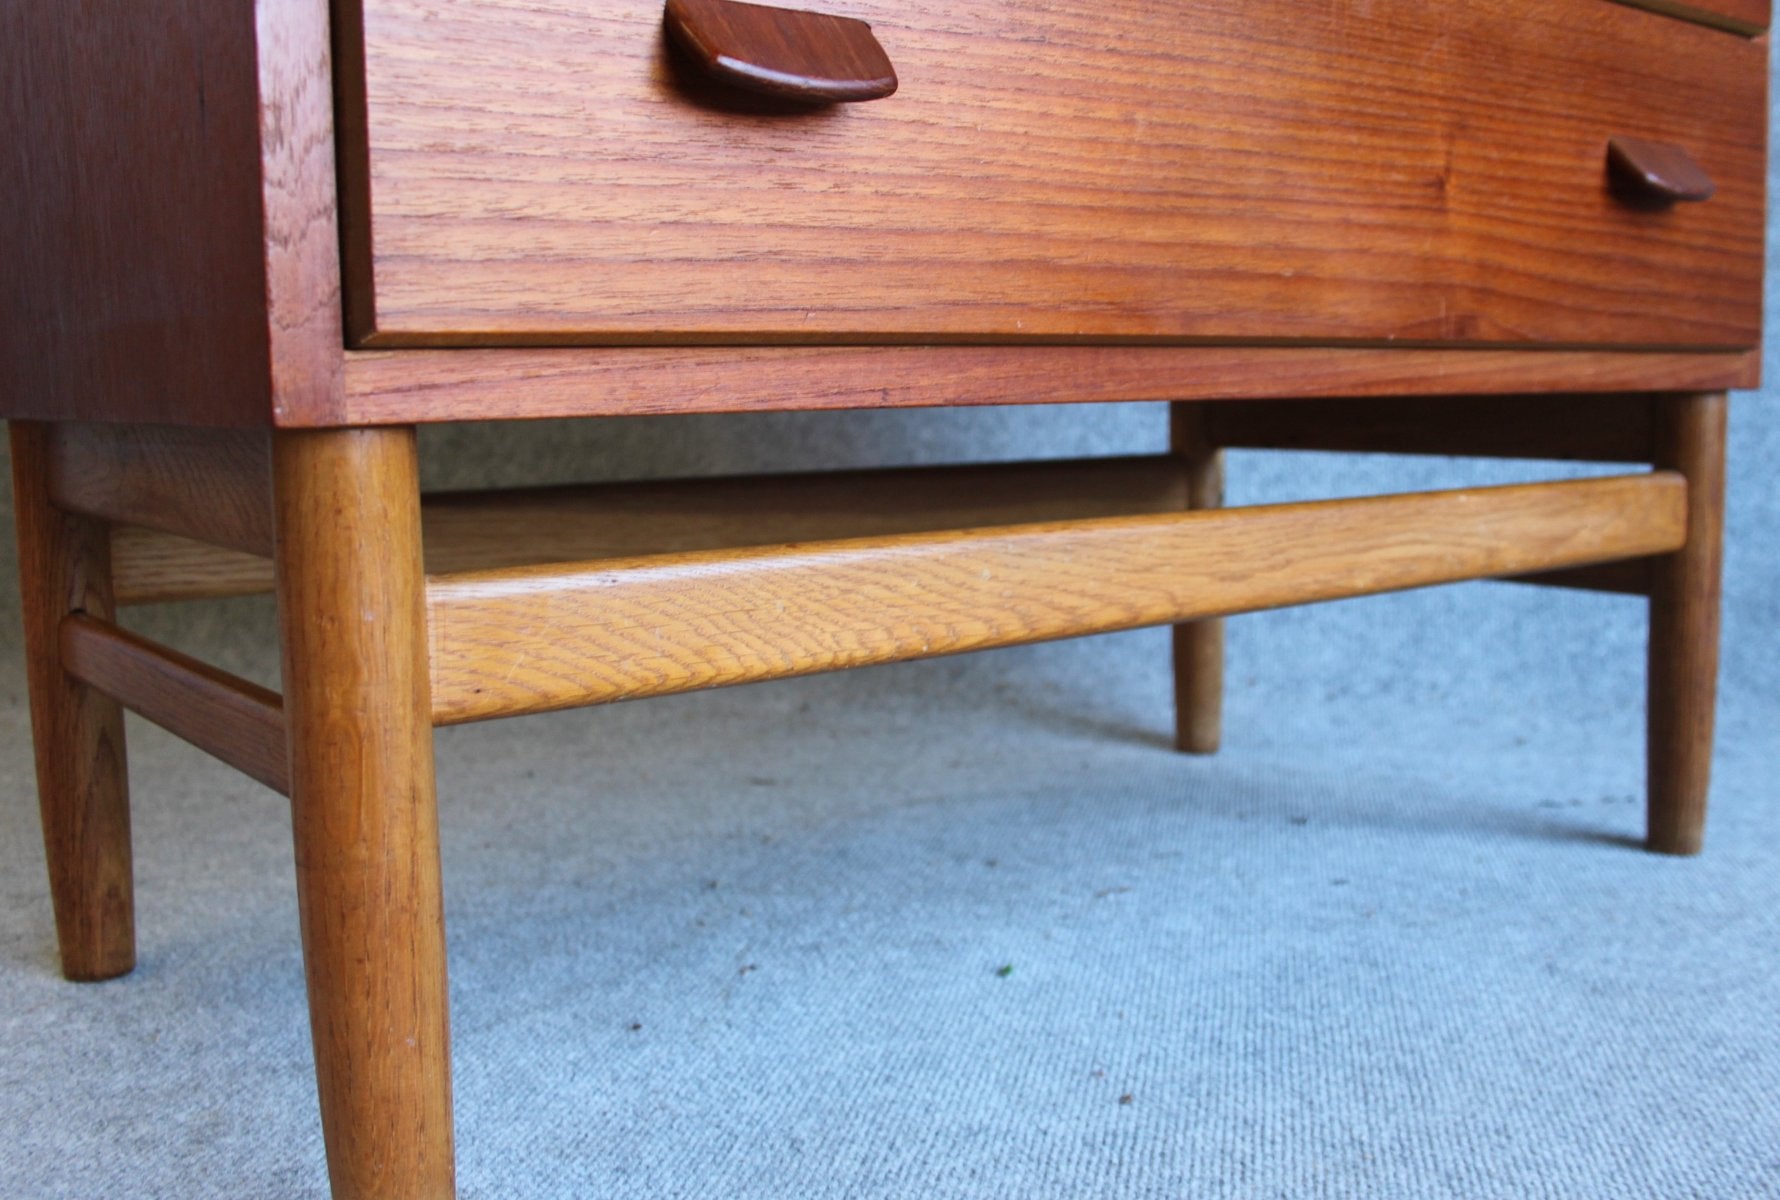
left=1, top=1, right=1765, bottom=1195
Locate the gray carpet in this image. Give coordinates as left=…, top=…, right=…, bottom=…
left=5, top=74, right=1780, bottom=1200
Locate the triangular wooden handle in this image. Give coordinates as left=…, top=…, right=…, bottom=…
left=665, top=0, right=897, bottom=104
left=1608, top=137, right=1716, bottom=204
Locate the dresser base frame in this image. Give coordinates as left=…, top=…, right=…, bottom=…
left=9, top=391, right=1727, bottom=1199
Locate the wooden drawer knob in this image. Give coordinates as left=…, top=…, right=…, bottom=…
left=665, top=0, right=897, bottom=104
left=1608, top=137, right=1716, bottom=205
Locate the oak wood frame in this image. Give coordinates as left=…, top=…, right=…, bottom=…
left=9, top=393, right=1735, bottom=1200
left=108, top=455, right=1195, bottom=605
left=0, top=1, right=1751, bottom=1196
left=31, top=402, right=1717, bottom=776
left=423, top=472, right=1684, bottom=725
left=272, top=428, right=454, bottom=1200
left=1182, top=390, right=1728, bottom=858
left=59, top=614, right=289, bottom=796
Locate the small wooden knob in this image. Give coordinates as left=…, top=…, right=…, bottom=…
left=665, top=0, right=897, bottom=105
left=1607, top=137, right=1716, bottom=205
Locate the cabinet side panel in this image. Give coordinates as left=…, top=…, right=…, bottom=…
left=258, top=0, right=350, bottom=426
left=0, top=5, right=274, bottom=426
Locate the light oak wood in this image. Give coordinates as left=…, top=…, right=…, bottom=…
left=59, top=615, right=289, bottom=796
left=1204, top=393, right=1661, bottom=462
left=1170, top=405, right=1224, bottom=754
left=9, top=423, right=135, bottom=981
left=336, top=346, right=1760, bottom=426
left=273, top=428, right=454, bottom=1199
left=45, top=423, right=274, bottom=555
left=346, top=0, right=1765, bottom=348
left=111, top=456, right=1193, bottom=605
left=427, top=473, right=1687, bottom=726
left=111, top=529, right=275, bottom=606
left=1647, top=393, right=1726, bottom=855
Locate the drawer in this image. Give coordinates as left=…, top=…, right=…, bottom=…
left=343, top=0, right=1767, bottom=349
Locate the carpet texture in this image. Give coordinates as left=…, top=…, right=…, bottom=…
left=4, top=80, right=1780, bottom=1200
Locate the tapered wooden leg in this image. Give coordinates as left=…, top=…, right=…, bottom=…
left=274, top=427, right=455, bottom=1199
left=9, top=422, right=134, bottom=981
left=1170, top=403, right=1224, bottom=753
left=1646, top=393, right=1726, bottom=856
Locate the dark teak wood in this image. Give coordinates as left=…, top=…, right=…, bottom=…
left=345, top=0, right=1764, bottom=349
left=0, top=7, right=269, bottom=426
left=1609, top=136, right=1718, bottom=204
left=665, top=0, right=898, bottom=103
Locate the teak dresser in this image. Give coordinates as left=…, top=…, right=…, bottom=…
left=1, top=0, right=1767, bottom=1194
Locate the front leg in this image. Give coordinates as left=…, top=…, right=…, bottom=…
left=274, top=427, right=456, bottom=1199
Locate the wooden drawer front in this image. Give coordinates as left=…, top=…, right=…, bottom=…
left=348, top=0, right=1766, bottom=348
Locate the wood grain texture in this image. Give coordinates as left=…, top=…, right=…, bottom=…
left=427, top=473, right=1687, bottom=725
left=419, top=455, right=1190, bottom=570
left=257, top=0, right=350, bottom=426
left=1646, top=392, right=1726, bottom=855
left=45, top=424, right=274, bottom=556
left=60, top=615, right=289, bottom=796
left=273, top=428, right=454, bottom=1199
left=346, top=0, right=1765, bottom=348
left=665, top=0, right=898, bottom=103
left=1170, top=405, right=1224, bottom=755
left=0, top=6, right=271, bottom=424
left=1611, top=0, right=1767, bottom=35
left=335, top=345, right=1760, bottom=425
left=1204, top=393, right=1661, bottom=462
left=0, top=2, right=344, bottom=427
left=112, top=530, right=279, bottom=606
left=111, top=456, right=1191, bottom=604
left=8, top=424, right=134, bottom=981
